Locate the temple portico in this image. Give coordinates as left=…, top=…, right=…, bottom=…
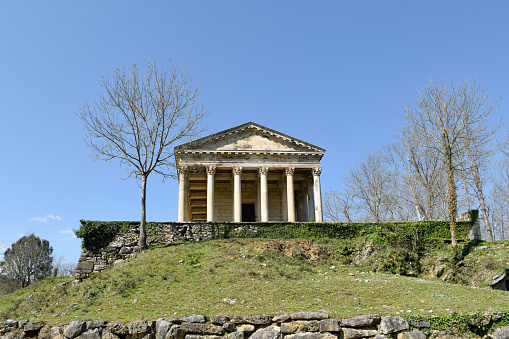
left=174, top=122, right=325, bottom=223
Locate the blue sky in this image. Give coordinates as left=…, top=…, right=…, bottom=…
left=0, top=1, right=508, bottom=264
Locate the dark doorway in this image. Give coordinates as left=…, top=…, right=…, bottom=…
left=242, top=204, right=256, bottom=222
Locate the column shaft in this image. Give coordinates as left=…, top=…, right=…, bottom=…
left=282, top=180, right=287, bottom=222
left=259, top=167, right=269, bottom=222
left=178, top=166, right=187, bottom=222
left=233, top=166, right=242, bottom=222
left=286, top=167, right=295, bottom=222
left=206, top=166, right=216, bottom=222
left=313, top=167, right=323, bottom=222
left=307, top=183, right=315, bottom=222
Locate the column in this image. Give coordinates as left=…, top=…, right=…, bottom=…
left=286, top=167, right=295, bottom=222
left=307, top=179, right=315, bottom=222
left=313, top=167, right=323, bottom=222
left=177, top=166, right=187, bottom=222
left=281, top=180, right=287, bottom=222
left=206, top=165, right=216, bottom=222
left=296, top=192, right=302, bottom=222
left=259, top=167, right=269, bottom=222
left=233, top=166, right=242, bottom=222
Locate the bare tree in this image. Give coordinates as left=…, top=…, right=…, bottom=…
left=77, top=61, right=208, bottom=249
left=52, top=256, right=76, bottom=277
left=399, top=77, right=499, bottom=245
left=384, top=139, right=446, bottom=221
left=489, top=180, right=509, bottom=240
left=323, top=189, right=355, bottom=222
left=344, top=151, right=397, bottom=222
left=490, top=152, right=509, bottom=240
left=1, top=234, right=53, bottom=288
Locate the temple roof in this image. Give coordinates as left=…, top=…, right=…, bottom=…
left=175, top=122, right=325, bottom=156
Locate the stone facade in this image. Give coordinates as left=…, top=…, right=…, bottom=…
left=175, top=122, right=325, bottom=223
left=3, top=312, right=506, bottom=339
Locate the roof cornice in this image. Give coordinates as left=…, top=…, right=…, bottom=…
left=175, top=121, right=326, bottom=153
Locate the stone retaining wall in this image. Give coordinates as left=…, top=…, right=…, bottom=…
left=75, top=222, right=259, bottom=281
left=2, top=312, right=508, bottom=339
left=75, top=218, right=481, bottom=282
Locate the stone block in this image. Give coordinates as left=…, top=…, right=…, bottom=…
left=319, top=319, right=340, bottom=332
left=87, top=321, right=108, bottom=329
left=101, top=329, right=121, bottom=339
left=0, top=320, right=18, bottom=332
left=341, top=328, right=377, bottom=339
left=64, top=321, right=87, bottom=338
left=76, top=261, right=94, bottom=271
left=225, top=333, right=244, bottom=339
left=229, top=315, right=272, bottom=325
left=284, top=332, right=336, bottom=339
left=281, top=321, right=319, bottom=334
left=222, top=323, right=236, bottom=333
left=23, top=321, right=44, bottom=332
left=184, top=335, right=222, bottom=339
left=492, top=326, right=509, bottom=339
left=245, top=314, right=273, bottom=325
left=209, top=316, right=230, bottom=325
left=181, top=315, right=207, bottom=324
left=156, top=319, right=172, bottom=339
left=119, top=247, right=132, bottom=255
left=379, top=316, right=409, bottom=335
left=108, top=323, right=129, bottom=335
left=291, top=313, right=329, bottom=321
left=397, top=330, right=426, bottom=339
left=166, top=325, right=185, bottom=339
left=76, top=328, right=102, bottom=339
left=340, top=315, right=380, bottom=328
left=273, top=315, right=291, bottom=323
left=39, top=326, right=63, bottom=339
left=179, top=323, right=223, bottom=335
left=250, top=326, right=281, bottom=339
left=129, top=321, right=152, bottom=335
left=236, top=325, right=255, bottom=333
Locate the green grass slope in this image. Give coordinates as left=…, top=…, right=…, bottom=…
left=1, top=238, right=508, bottom=324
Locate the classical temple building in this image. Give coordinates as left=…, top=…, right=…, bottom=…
left=174, top=122, right=325, bottom=223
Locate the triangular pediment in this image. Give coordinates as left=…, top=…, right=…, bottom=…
left=176, top=122, right=325, bottom=154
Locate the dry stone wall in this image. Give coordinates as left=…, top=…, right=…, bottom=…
left=75, top=222, right=233, bottom=280
left=75, top=218, right=481, bottom=282
left=2, top=312, right=508, bottom=339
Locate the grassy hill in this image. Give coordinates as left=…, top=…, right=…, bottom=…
left=1, top=238, right=509, bottom=325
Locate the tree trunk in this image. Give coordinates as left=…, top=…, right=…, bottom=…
left=445, top=151, right=457, bottom=246
left=469, top=155, right=494, bottom=242
left=479, top=192, right=493, bottom=241
left=472, top=173, right=493, bottom=241
left=139, top=175, right=148, bottom=250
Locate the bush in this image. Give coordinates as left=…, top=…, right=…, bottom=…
left=74, top=220, right=136, bottom=249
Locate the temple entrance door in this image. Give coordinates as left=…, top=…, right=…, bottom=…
left=242, top=204, right=256, bottom=222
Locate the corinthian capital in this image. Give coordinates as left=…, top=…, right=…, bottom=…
left=206, top=165, right=216, bottom=175
left=259, top=166, right=269, bottom=176
left=177, top=165, right=188, bottom=177
left=312, top=167, right=322, bottom=176
left=232, top=166, right=243, bottom=175
left=285, top=166, right=295, bottom=176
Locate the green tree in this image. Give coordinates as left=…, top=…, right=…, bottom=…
left=1, top=234, right=53, bottom=288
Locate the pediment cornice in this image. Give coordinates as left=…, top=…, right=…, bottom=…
left=175, top=122, right=325, bottom=155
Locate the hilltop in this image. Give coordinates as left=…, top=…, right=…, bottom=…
left=1, top=237, right=509, bottom=325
